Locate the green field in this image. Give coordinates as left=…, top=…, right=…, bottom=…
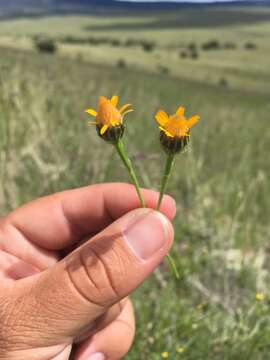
left=1, top=7, right=270, bottom=93
left=0, top=7, right=270, bottom=359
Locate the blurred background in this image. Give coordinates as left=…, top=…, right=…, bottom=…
left=0, top=0, right=270, bottom=358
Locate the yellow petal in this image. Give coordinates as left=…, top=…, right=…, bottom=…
left=119, top=103, right=132, bottom=114
left=187, top=115, right=200, bottom=128
left=111, top=119, right=121, bottom=126
left=176, top=106, right=185, bottom=117
left=100, top=124, right=109, bottom=135
left=88, top=121, right=98, bottom=125
left=159, top=126, right=173, bottom=137
left=155, top=110, right=169, bottom=126
left=85, top=108, right=97, bottom=117
left=110, top=95, right=119, bottom=107
left=164, top=130, right=174, bottom=137
left=122, top=109, right=134, bottom=116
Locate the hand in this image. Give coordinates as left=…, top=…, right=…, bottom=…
left=0, top=183, right=175, bottom=360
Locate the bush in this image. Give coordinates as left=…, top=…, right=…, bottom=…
left=111, top=39, right=121, bottom=47
left=142, top=41, right=155, bottom=52
left=158, top=65, right=169, bottom=75
left=125, top=39, right=138, bottom=47
left=35, top=37, right=57, bottom=54
left=188, top=42, right=197, bottom=51
left=190, top=51, right=199, bottom=60
left=219, top=77, right=228, bottom=87
left=61, top=36, right=122, bottom=47
left=179, top=51, right=188, bottom=59
left=179, top=50, right=199, bottom=60
left=124, top=39, right=155, bottom=52
left=244, top=42, right=257, bottom=50
left=202, top=40, right=220, bottom=51
left=117, top=59, right=127, bottom=69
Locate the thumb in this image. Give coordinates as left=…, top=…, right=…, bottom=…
left=11, top=208, right=173, bottom=345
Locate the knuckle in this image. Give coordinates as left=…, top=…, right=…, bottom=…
left=66, top=245, right=122, bottom=307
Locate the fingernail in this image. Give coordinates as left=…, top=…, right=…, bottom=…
left=124, top=209, right=170, bottom=260
left=89, top=353, right=105, bottom=360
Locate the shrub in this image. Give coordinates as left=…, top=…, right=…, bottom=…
left=125, top=39, right=137, bottom=47
left=244, top=42, right=257, bottom=50
left=111, top=39, right=121, bottom=47
left=158, top=65, right=169, bottom=75
left=202, top=40, right=220, bottom=51
left=142, top=41, right=155, bottom=52
left=188, top=42, right=197, bottom=51
left=190, top=51, right=199, bottom=60
left=124, top=39, right=155, bottom=52
left=180, top=51, right=188, bottom=59
left=219, top=77, right=228, bottom=87
left=117, top=59, right=127, bottom=69
left=35, top=37, right=57, bottom=54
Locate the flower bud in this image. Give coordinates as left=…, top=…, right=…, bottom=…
left=96, top=124, right=125, bottom=144
left=160, top=131, right=189, bottom=155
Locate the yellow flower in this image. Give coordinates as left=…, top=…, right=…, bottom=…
left=86, top=95, right=133, bottom=136
left=161, top=352, right=169, bottom=358
left=176, top=346, right=185, bottom=354
left=155, top=105, right=199, bottom=138
left=256, top=293, right=265, bottom=301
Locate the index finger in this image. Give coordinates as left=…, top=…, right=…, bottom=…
left=4, top=183, right=176, bottom=250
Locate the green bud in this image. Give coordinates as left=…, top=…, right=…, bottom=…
left=160, top=131, right=189, bottom=155
left=96, top=124, right=125, bottom=144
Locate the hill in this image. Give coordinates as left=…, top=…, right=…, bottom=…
left=0, top=0, right=269, bottom=18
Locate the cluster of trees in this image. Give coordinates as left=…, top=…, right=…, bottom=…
left=61, top=35, right=156, bottom=52
left=179, top=39, right=257, bottom=60
left=33, top=35, right=156, bottom=55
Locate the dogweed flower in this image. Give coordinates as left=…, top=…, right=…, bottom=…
left=161, top=352, right=169, bottom=359
left=155, top=105, right=200, bottom=210
left=86, top=95, right=133, bottom=143
left=176, top=346, right=185, bottom=354
left=156, top=106, right=199, bottom=155
left=86, top=95, right=145, bottom=207
left=155, top=105, right=200, bottom=279
left=256, top=292, right=265, bottom=301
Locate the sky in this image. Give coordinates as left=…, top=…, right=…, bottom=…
left=117, top=0, right=258, bottom=2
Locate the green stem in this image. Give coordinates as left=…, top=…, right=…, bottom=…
left=157, top=153, right=179, bottom=279
left=157, top=153, right=175, bottom=211
left=115, top=139, right=145, bottom=207
left=167, top=253, right=180, bottom=279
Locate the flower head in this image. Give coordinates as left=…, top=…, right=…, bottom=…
left=176, top=346, right=185, bottom=354
left=256, top=292, right=265, bottom=302
left=155, top=105, right=200, bottom=154
left=155, top=106, right=199, bottom=138
left=161, top=352, right=169, bottom=359
left=86, top=95, right=133, bottom=143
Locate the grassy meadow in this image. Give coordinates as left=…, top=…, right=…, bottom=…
left=0, top=6, right=270, bottom=359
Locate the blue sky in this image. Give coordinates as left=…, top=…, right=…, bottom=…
left=117, top=0, right=257, bottom=2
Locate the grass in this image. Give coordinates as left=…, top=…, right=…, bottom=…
left=0, top=7, right=270, bottom=359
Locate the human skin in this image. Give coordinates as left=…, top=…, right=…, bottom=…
left=0, top=183, right=176, bottom=360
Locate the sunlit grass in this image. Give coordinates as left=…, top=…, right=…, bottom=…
left=1, top=8, right=270, bottom=94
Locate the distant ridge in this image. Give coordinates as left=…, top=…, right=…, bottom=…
left=0, top=0, right=269, bottom=19
left=54, top=0, right=270, bottom=8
